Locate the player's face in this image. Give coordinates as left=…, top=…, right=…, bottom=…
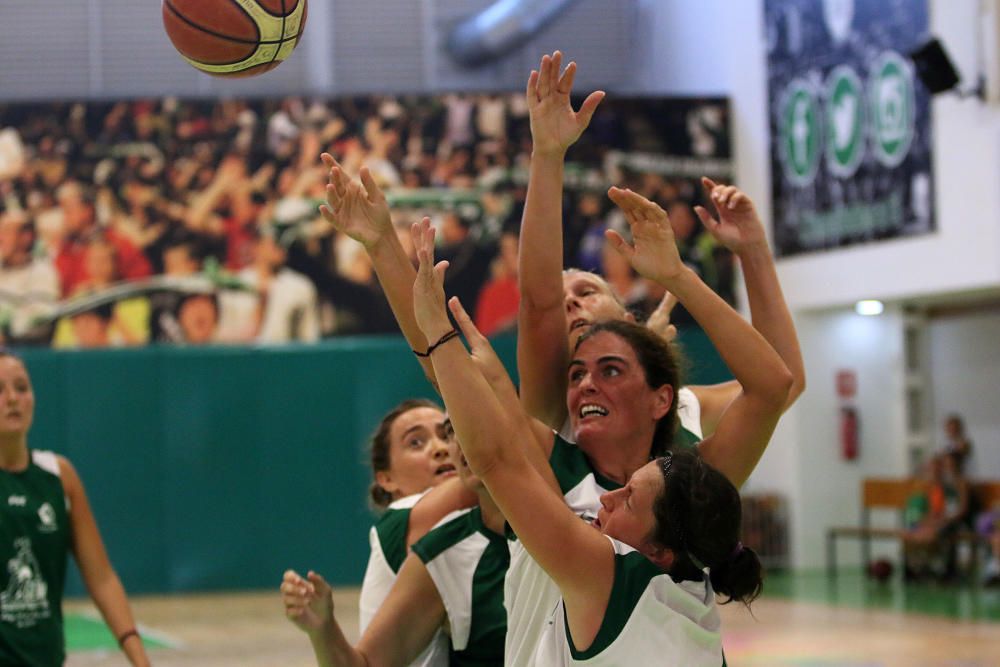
left=563, top=272, right=629, bottom=348
left=594, top=461, right=661, bottom=552
left=567, top=331, right=671, bottom=446
left=381, top=407, right=456, bottom=499
left=0, top=357, right=34, bottom=436
left=441, top=417, right=482, bottom=491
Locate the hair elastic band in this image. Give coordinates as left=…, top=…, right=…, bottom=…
left=413, top=329, right=460, bottom=357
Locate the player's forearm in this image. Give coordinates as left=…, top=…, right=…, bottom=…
left=88, top=575, right=150, bottom=666
left=738, top=242, right=805, bottom=407
left=518, top=151, right=567, bottom=310
left=430, top=335, right=519, bottom=476
left=666, top=267, right=792, bottom=408
left=309, top=618, right=368, bottom=667
left=516, top=306, right=570, bottom=422
left=516, top=151, right=573, bottom=425
left=368, top=235, right=437, bottom=387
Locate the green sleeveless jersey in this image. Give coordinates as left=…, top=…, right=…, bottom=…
left=0, top=451, right=71, bottom=667
left=412, top=507, right=508, bottom=667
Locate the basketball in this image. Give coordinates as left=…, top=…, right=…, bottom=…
left=162, top=0, right=307, bottom=78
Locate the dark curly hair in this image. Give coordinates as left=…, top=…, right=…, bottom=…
left=649, top=450, right=763, bottom=606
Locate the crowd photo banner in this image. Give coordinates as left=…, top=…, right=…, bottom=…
left=0, top=94, right=733, bottom=348
left=765, top=0, right=934, bottom=257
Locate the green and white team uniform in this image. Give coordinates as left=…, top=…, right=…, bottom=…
left=359, top=491, right=448, bottom=667
left=558, top=386, right=704, bottom=448
left=535, top=536, right=722, bottom=666
left=412, top=506, right=508, bottom=667
left=0, top=451, right=71, bottom=667
left=505, top=420, right=701, bottom=667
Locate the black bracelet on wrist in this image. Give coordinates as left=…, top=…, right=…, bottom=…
left=413, top=329, right=460, bottom=357
left=117, top=628, right=140, bottom=647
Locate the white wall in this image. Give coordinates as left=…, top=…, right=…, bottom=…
left=631, top=0, right=731, bottom=95
left=637, top=0, right=1000, bottom=568
left=727, top=0, right=1000, bottom=312
left=928, top=311, right=1000, bottom=478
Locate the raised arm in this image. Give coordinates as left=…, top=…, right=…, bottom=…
left=449, top=296, right=557, bottom=485
left=517, top=51, right=604, bottom=430
left=606, top=188, right=793, bottom=487
left=409, top=220, right=613, bottom=622
left=60, top=457, right=150, bottom=667
left=318, top=154, right=436, bottom=388
left=686, top=179, right=806, bottom=436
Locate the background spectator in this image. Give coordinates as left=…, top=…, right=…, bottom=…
left=941, top=413, right=973, bottom=474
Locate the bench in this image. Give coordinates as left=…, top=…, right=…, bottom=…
left=826, top=478, right=1000, bottom=580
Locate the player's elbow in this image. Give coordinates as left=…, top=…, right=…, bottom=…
left=517, top=282, right=564, bottom=314
left=784, top=369, right=806, bottom=409
left=763, top=365, right=794, bottom=411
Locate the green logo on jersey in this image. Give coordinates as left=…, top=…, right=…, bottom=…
left=779, top=79, right=822, bottom=186
left=869, top=51, right=914, bottom=167
left=825, top=65, right=865, bottom=177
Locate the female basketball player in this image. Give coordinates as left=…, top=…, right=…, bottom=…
left=0, top=351, right=151, bottom=667
left=283, top=408, right=528, bottom=666
left=408, top=183, right=788, bottom=664
left=518, top=51, right=805, bottom=483
left=355, top=398, right=478, bottom=667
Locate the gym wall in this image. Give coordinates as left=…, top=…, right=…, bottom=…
left=20, top=330, right=728, bottom=594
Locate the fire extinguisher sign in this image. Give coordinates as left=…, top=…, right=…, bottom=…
left=836, top=369, right=857, bottom=399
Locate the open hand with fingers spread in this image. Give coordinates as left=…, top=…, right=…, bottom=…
left=410, top=218, right=454, bottom=343
left=605, top=187, right=686, bottom=286
left=281, top=569, right=334, bottom=635
left=527, top=51, right=605, bottom=156
left=694, top=177, right=767, bottom=254
left=319, top=153, right=393, bottom=250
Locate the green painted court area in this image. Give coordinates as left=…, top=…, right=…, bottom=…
left=763, top=568, right=1000, bottom=622
left=65, top=613, right=171, bottom=652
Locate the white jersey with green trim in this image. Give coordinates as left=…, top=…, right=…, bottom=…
left=412, top=506, right=508, bottom=666
left=504, top=435, right=618, bottom=667
left=536, top=537, right=722, bottom=666
left=359, top=490, right=449, bottom=667
left=507, top=389, right=706, bottom=666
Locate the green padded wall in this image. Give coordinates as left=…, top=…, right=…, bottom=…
left=16, top=328, right=727, bottom=595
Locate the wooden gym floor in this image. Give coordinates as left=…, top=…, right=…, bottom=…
left=65, top=571, right=1000, bottom=666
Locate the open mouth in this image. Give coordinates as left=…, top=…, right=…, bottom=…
left=569, top=318, right=590, bottom=331
left=435, top=463, right=457, bottom=477
left=579, top=404, right=609, bottom=419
